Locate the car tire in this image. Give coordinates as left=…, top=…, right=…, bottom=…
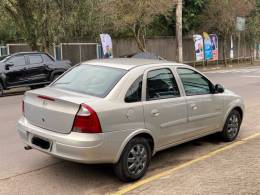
left=0, top=82, right=3, bottom=97
left=52, top=74, right=60, bottom=81
left=113, top=137, right=152, bottom=182
left=221, top=109, right=242, bottom=142
left=31, top=85, right=45, bottom=90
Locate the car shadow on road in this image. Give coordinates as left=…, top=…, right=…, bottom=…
left=1, top=87, right=29, bottom=97
left=38, top=134, right=225, bottom=194
left=1, top=91, right=25, bottom=97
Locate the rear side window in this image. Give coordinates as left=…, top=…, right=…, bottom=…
left=177, top=68, right=212, bottom=96
left=29, top=55, right=43, bottom=64
left=125, top=75, right=143, bottom=103
left=52, top=65, right=127, bottom=98
left=146, top=68, right=180, bottom=101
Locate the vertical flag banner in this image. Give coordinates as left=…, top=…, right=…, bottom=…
left=203, top=32, right=213, bottom=60
left=193, top=34, right=204, bottom=61
left=210, top=34, right=218, bottom=61
left=100, top=34, right=113, bottom=58
left=230, top=35, right=234, bottom=59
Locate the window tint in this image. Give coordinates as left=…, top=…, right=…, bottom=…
left=147, top=68, right=180, bottom=101
left=125, top=75, right=143, bottom=103
left=29, top=55, right=43, bottom=64
left=10, top=56, right=26, bottom=66
left=52, top=65, right=127, bottom=98
left=177, top=68, right=212, bottom=96
left=42, top=54, right=54, bottom=63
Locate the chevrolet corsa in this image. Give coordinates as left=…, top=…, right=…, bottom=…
left=17, top=59, right=244, bottom=181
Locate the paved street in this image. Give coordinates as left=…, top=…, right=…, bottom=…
left=1, top=65, right=260, bottom=195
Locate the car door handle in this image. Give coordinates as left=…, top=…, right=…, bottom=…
left=151, top=109, right=160, bottom=117
left=190, top=103, right=198, bottom=110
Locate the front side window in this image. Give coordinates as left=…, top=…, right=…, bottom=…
left=125, top=75, right=143, bottom=103
left=29, top=55, right=43, bottom=64
left=177, top=68, right=212, bottom=96
left=52, top=65, right=127, bottom=98
left=146, top=68, right=180, bottom=101
left=10, top=56, right=26, bottom=66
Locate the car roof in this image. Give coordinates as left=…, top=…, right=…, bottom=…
left=83, top=58, right=187, bottom=70
left=12, top=52, right=46, bottom=55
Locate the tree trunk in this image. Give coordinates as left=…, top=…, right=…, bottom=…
left=223, top=35, right=227, bottom=66
left=132, top=25, right=146, bottom=52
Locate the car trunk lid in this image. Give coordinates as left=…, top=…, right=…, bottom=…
left=24, top=87, right=100, bottom=134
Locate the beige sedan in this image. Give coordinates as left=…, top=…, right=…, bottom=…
left=17, top=58, right=244, bottom=181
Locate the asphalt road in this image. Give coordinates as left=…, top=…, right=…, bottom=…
left=1, top=66, right=260, bottom=195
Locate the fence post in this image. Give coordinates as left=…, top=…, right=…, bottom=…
left=6, top=44, right=10, bottom=55
left=60, top=43, right=63, bottom=60
left=79, top=45, right=82, bottom=62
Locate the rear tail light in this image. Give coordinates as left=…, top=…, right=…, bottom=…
left=72, top=104, right=102, bottom=133
left=38, top=95, right=55, bottom=101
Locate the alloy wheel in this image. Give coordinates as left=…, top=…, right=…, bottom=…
left=227, top=114, right=239, bottom=139
left=127, top=144, right=148, bottom=176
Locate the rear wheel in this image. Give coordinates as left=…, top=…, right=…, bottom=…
left=0, top=82, right=3, bottom=97
left=113, top=137, right=151, bottom=182
left=221, top=110, right=241, bottom=142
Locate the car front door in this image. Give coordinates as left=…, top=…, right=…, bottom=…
left=27, top=54, right=48, bottom=83
left=143, top=67, right=188, bottom=148
left=176, top=67, right=224, bottom=137
left=4, top=55, right=28, bottom=87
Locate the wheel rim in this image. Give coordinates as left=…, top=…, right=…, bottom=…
left=227, top=114, right=239, bottom=138
left=127, top=144, right=147, bottom=176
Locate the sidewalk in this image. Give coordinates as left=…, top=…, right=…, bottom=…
left=196, top=61, right=260, bottom=72
left=126, top=135, right=260, bottom=195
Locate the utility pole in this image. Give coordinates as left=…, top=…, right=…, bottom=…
left=176, top=0, right=183, bottom=63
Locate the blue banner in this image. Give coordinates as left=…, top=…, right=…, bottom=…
left=203, top=32, right=213, bottom=60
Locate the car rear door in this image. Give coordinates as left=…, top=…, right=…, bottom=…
left=176, top=67, right=224, bottom=136
left=4, top=55, right=28, bottom=86
left=26, top=54, right=49, bottom=83
left=143, top=67, right=188, bottom=148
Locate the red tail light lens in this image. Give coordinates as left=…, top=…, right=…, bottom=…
left=72, top=104, right=102, bottom=133
left=38, top=95, right=55, bottom=101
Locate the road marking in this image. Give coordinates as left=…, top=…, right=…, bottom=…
left=205, top=67, right=260, bottom=74
left=111, top=132, right=260, bottom=195
left=242, top=75, right=260, bottom=78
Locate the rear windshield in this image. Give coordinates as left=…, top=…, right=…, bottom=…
left=51, top=64, right=127, bottom=97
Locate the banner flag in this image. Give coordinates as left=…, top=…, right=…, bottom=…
left=203, top=32, right=213, bottom=60
left=210, top=34, right=218, bottom=61
left=193, top=34, right=204, bottom=61
left=100, top=34, right=113, bottom=58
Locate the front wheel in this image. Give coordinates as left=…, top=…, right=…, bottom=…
left=113, top=137, right=151, bottom=182
left=221, top=110, right=242, bottom=142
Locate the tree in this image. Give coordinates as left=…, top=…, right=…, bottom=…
left=0, top=5, right=20, bottom=43
left=101, top=0, right=176, bottom=52
left=148, top=0, right=207, bottom=37
left=201, top=0, right=255, bottom=65
left=247, top=0, right=260, bottom=63
left=54, top=0, right=102, bottom=42
left=2, top=0, right=61, bottom=51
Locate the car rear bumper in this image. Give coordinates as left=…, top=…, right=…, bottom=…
left=17, top=117, right=123, bottom=164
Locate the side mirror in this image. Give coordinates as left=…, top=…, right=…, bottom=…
left=5, top=63, right=14, bottom=70
left=214, top=84, right=224, bottom=93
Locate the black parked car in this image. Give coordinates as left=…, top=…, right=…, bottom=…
left=0, top=52, right=71, bottom=96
